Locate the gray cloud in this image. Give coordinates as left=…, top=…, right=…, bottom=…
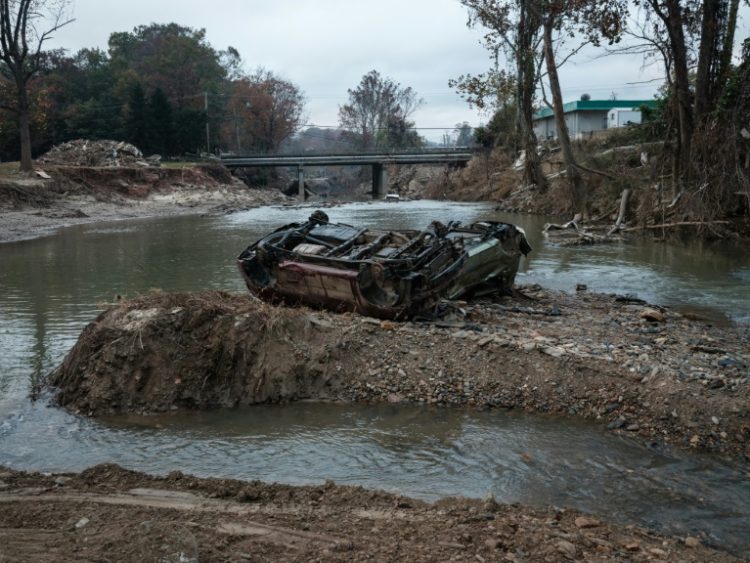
left=50, top=0, right=750, bottom=140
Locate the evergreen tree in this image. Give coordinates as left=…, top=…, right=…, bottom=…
left=148, top=88, right=175, bottom=156
left=174, top=108, right=206, bottom=155
left=125, top=83, right=149, bottom=152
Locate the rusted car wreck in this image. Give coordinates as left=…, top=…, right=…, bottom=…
left=237, top=211, right=531, bottom=319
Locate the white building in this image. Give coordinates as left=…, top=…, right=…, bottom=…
left=533, top=99, right=655, bottom=140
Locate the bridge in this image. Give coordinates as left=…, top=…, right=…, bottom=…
left=220, top=149, right=473, bottom=198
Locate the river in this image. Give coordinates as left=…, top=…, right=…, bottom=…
left=1, top=201, right=749, bottom=554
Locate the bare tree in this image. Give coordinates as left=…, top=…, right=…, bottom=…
left=630, top=0, right=741, bottom=189
left=536, top=0, right=628, bottom=213
left=0, top=0, right=72, bottom=171
left=338, top=70, right=423, bottom=150
left=459, top=0, right=548, bottom=191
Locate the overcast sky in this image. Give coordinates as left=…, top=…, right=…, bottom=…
left=49, top=0, right=750, bottom=141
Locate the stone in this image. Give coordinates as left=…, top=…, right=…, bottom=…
left=574, top=516, right=600, bottom=529
left=684, top=536, right=700, bottom=548
left=640, top=308, right=665, bottom=323
left=648, top=547, right=667, bottom=556
left=75, top=517, right=90, bottom=529
left=483, top=494, right=499, bottom=513
left=556, top=540, right=577, bottom=559
left=542, top=346, right=566, bottom=358
left=608, top=417, right=627, bottom=430
left=624, top=541, right=641, bottom=551
left=484, top=538, right=502, bottom=550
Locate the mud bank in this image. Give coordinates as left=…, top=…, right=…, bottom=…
left=0, top=464, right=738, bottom=562
left=0, top=164, right=288, bottom=244
left=49, top=288, right=750, bottom=462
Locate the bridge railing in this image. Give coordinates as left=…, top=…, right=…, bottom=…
left=219, top=147, right=475, bottom=159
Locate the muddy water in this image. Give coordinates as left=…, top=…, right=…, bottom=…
left=2, top=400, right=750, bottom=554
left=1, top=201, right=750, bottom=553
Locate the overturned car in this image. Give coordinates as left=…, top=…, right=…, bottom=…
left=237, top=211, right=531, bottom=319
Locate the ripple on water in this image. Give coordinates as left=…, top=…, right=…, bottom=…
left=3, top=401, right=750, bottom=554
left=1, top=203, right=750, bottom=555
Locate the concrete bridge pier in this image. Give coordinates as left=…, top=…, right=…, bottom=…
left=297, top=164, right=305, bottom=199
left=372, top=163, right=388, bottom=199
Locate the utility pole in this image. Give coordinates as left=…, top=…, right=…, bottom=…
left=234, top=106, right=241, bottom=153
left=204, top=91, right=210, bottom=154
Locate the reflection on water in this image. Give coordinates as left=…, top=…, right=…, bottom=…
left=1, top=401, right=749, bottom=555
left=1, top=201, right=750, bottom=554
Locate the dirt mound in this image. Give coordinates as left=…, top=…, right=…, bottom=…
left=1, top=464, right=735, bottom=562
left=48, top=290, right=750, bottom=462
left=37, top=139, right=156, bottom=168
left=51, top=292, right=338, bottom=414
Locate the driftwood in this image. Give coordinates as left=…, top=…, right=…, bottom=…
left=591, top=205, right=619, bottom=223
left=607, top=188, right=631, bottom=236
left=624, top=220, right=730, bottom=231
left=573, top=162, right=616, bottom=181
left=666, top=190, right=684, bottom=208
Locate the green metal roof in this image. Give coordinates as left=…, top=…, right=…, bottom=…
left=533, top=99, right=657, bottom=120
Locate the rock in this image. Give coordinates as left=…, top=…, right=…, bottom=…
left=75, top=517, right=90, bottom=529
left=542, top=346, right=566, bottom=358
left=711, top=416, right=720, bottom=425
left=484, top=538, right=502, bottom=550
left=649, top=547, right=668, bottom=556
left=608, top=417, right=627, bottom=430
left=483, top=493, right=499, bottom=513
left=54, top=477, right=70, bottom=486
left=684, top=536, right=700, bottom=548
left=556, top=540, right=577, bottom=559
left=625, top=423, right=640, bottom=431
left=624, top=541, right=641, bottom=551
left=574, top=516, right=600, bottom=529
left=640, top=308, right=665, bottom=323
left=575, top=284, right=587, bottom=292
left=387, top=393, right=403, bottom=404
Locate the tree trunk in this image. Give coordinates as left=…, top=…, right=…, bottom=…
left=542, top=16, right=585, bottom=213
left=717, top=0, right=740, bottom=95
left=694, top=0, right=719, bottom=121
left=663, top=0, right=693, bottom=187
left=516, top=0, right=547, bottom=191
left=17, top=86, right=33, bottom=173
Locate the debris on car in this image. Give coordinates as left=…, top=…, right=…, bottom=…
left=237, top=210, right=531, bottom=319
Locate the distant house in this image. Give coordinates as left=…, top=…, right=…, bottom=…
left=533, top=99, right=657, bottom=140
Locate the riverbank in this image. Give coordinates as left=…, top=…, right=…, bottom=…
left=0, top=164, right=288, bottom=244
left=0, top=463, right=738, bottom=562
left=420, top=141, right=750, bottom=240
left=49, top=287, right=750, bottom=463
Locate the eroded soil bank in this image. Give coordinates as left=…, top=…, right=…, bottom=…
left=0, top=463, right=739, bottom=562
left=0, top=164, right=287, bottom=243
left=49, top=288, right=750, bottom=463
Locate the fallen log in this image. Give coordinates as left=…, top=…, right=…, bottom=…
left=624, top=220, right=730, bottom=231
